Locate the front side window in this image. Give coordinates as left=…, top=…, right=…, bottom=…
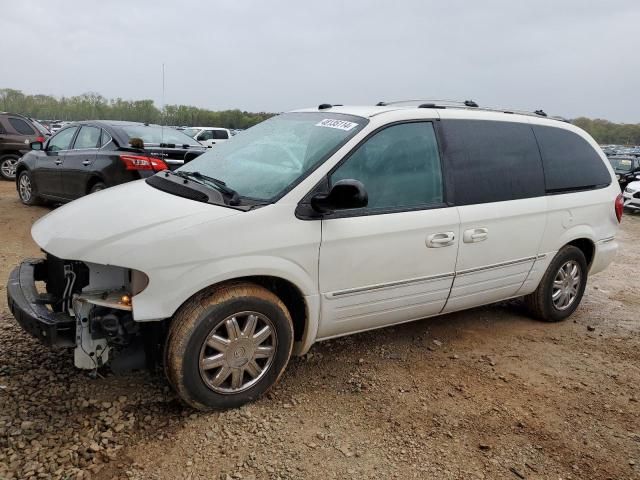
left=179, top=113, right=367, bottom=201
left=197, top=130, right=214, bottom=141
left=330, top=122, right=443, bottom=210
left=48, top=127, right=78, bottom=152
left=8, top=117, right=35, bottom=135
left=73, top=126, right=101, bottom=149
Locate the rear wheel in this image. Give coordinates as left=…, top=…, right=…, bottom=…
left=524, top=246, right=588, bottom=322
left=0, top=154, right=20, bottom=180
left=89, top=182, right=106, bottom=194
left=17, top=170, right=41, bottom=205
left=164, top=282, right=294, bottom=410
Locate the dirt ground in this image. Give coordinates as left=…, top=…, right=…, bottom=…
left=0, top=179, right=638, bottom=480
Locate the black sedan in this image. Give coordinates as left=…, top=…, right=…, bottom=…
left=15, top=121, right=206, bottom=205
left=608, top=155, right=640, bottom=190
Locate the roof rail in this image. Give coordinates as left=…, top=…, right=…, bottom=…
left=375, top=99, right=560, bottom=121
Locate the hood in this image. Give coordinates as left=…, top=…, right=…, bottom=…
left=32, top=180, right=240, bottom=265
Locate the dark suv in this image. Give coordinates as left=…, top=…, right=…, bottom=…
left=0, top=113, right=48, bottom=180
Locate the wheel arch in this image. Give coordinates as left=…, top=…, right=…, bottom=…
left=86, top=175, right=105, bottom=194
left=566, top=237, right=595, bottom=268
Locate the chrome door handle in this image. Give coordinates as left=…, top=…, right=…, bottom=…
left=82, top=160, right=91, bottom=166
left=55, top=160, right=62, bottom=165
left=463, top=227, right=488, bottom=243
left=426, top=232, right=455, bottom=248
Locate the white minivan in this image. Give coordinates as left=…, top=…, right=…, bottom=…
left=7, top=102, right=622, bottom=410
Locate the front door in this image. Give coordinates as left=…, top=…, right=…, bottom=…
left=35, top=126, right=78, bottom=198
left=317, top=121, right=460, bottom=339
left=61, top=125, right=101, bottom=199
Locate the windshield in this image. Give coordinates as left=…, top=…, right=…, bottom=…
left=178, top=112, right=367, bottom=201
left=118, top=124, right=201, bottom=147
left=182, top=128, right=200, bottom=138
left=609, top=157, right=633, bottom=172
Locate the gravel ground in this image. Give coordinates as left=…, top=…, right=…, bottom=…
left=0, top=180, right=639, bottom=480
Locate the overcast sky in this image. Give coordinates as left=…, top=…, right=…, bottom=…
left=2, top=0, right=639, bottom=122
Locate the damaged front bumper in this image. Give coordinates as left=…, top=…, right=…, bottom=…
left=7, top=258, right=76, bottom=347
left=7, top=256, right=152, bottom=370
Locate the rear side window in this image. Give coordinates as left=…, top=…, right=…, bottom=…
left=73, top=126, right=102, bottom=149
left=331, top=122, right=443, bottom=210
left=532, top=125, right=611, bottom=192
left=8, top=117, right=35, bottom=135
left=213, top=130, right=229, bottom=140
left=100, top=130, right=112, bottom=147
left=439, top=120, right=545, bottom=205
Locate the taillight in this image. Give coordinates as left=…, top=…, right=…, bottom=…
left=615, top=193, right=623, bottom=223
left=35, top=136, right=45, bottom=143
left=120, top=154, right=168, bottom=172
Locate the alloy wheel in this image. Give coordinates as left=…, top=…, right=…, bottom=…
left=199, top=311, right=277, bottom=394
left=1, top=158, right=18, bottom=179
left=18, top=174, right=32, bottom=202
left=552, top=260, right=581, bottom=310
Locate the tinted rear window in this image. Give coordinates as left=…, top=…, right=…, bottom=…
left=532, top=125, right=611, bottom=192
left=213, top=130, right=229, bottom=140
left=439, top=120, right=545, bottom=205
left=8, top=117, right=35, bottom=135
left=118, top=124, right=201, bottom=147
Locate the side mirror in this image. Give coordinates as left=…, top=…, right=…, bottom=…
left=30, top=141, right=43, bottom=151
left=311, top=179, right=368, bottom=213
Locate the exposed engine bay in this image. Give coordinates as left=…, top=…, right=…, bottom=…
left=35, top=253, right=156, bottom=371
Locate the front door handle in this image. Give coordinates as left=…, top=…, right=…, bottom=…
left=463, top=227, right=488, bottom=243
left=82, top=160, right=91, bottom=166
left=55, top=159, right=62, bottom=165
left=426, top=232, right=455, bottom=248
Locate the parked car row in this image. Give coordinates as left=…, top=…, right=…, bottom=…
left=15, top=121, right=205, bottom=204
left=6, top=101, right=621, bottom=410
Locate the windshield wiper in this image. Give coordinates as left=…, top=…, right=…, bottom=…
left=173, top=171, right=241, bottom=205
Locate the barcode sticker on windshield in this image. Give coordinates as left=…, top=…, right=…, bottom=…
left=315, top=119, right=359, bottom=131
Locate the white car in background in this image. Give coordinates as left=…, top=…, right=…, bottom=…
left=622, top=177, right=640, bottom=212
left=182, top=127, right=231, bottom=148
left=7, top=101, right=621, bottom=410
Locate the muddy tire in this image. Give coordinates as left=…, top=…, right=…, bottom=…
left=164, top=282, right=294, bottom=410
left=524, top=246, right=588, bottom=322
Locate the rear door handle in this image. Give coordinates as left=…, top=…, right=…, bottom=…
left=55, top=159, right=62, bottom=165
left=426, top=232, right=455, bottom=248
left=463, top=227, right=488, bottom=243
left=82, top=160, right=91, bottom=166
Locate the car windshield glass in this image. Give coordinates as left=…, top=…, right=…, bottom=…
left=182, top=128, right=199, bottom=138
left=177, top=112, right=367, bottom=201
left=119, top=125, right=201, bottom=147
left=609, top=158, right=633, bottom=171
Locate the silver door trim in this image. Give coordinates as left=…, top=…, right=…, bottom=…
left=327, top=272, right=455, bottom=298
left=456, top=256, right=537, bottom=277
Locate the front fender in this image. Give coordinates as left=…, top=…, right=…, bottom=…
left=132, top=254, right=318, bottom=321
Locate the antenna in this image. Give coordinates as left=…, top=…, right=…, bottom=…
left=161, top=63, right=165, bottom=144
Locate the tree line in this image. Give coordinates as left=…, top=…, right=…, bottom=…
left=2, top=88, right=639, bottom=144
left=0, top=88, right=273, bottom=129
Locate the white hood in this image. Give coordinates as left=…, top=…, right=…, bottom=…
left=32, top=180, right=240, bottom=265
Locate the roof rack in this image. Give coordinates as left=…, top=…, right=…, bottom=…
left=375, top=99, right=563, bottom=121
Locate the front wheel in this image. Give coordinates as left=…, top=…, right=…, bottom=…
left=524, top=245, right=588, bottom=322
left=164, top=283, right=294, bottom=410
left=17, top=170, right=41, bottom=205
